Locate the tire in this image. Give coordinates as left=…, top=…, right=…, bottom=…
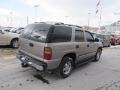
left=58, top=57, right=73, bottom=78
left=93, top=49, right=102, bottom=62
left=11, top=39, right=19, bottom=48
left=113, top=43, right=116, bottom=46
left=108, top=44, right=111, bottom=47
left=21, top=63, right=28, bottom=68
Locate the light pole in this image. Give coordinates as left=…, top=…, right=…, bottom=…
left=88, top=12, right=91, bottom=29
left=40, top=18, right=43, bottom=22
left=26, top=16, right=29, bottom=25
left=65, top=16, right=69, bottom=24
left=33, top=5, right=39, bottom=23
left=9, top=11, right=13, bottom=26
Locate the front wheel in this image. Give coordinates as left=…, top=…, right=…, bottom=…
left=93, top=49, right=102, bottom=62
left=11, top=39, right=19, bottom=48
left=59, top=57, right=73, bottom=78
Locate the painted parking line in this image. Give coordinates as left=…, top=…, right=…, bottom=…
left=3, top=55, right=16, bottom=60
left=0, top=57, right=16, bottom=63
left=0, top=50, right=17, bottom=53
left=0, top=49, right=17, bottom=63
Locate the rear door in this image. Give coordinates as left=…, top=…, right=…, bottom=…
left=74, top=29, right=89, bottom=63
left=19, top=24, right=51, bottom=60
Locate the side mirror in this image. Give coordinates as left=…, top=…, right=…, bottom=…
left=94, top=38, right=99, bottom=42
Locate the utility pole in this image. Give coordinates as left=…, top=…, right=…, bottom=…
left=88, top=12, right=91, bottom=29
left=65, top=16, right=69, bottom=24
left=96, top=0, right=102, bottom=29
left=27, top=16, right=29, bottom=25
left=9, top=11, right=13, bottom=27
left=33, top=5, right=39, bottom=23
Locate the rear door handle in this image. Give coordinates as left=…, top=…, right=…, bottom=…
left=76, top=45, right=79, bottom=48
left=29, top=43, right=34, bottom=47
left=87, top=44, right=90, bottom=47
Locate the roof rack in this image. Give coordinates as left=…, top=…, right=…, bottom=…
left=64, top=24, right=83, bottom=28
left=34, top=22, right=82, bottom=28
left=34, top=22, right=64, bottom=25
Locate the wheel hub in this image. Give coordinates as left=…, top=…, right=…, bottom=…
left=63, top=61, right=72, bottom=75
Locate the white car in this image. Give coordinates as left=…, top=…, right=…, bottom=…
left=0, top=29, right=19, bottom=48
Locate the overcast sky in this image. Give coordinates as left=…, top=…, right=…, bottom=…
left=0, top=0, right=120, bottom=27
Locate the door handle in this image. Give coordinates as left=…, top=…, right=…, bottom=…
left=76, top=45, right=79, bottom=48
left=29, top=43, right=34, bottom=47
left=87, top=44, right=90, bottom=47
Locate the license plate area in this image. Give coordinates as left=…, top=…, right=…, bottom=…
left=21, top=56, right=43, bottom=71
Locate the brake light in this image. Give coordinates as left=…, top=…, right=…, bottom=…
left=44, top=47, right=52, bottom=60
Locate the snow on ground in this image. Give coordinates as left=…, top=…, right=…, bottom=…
left=109, top=45, right=120, bottom=49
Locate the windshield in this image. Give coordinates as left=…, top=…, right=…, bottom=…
left=21, top=24, right=51, bottom=42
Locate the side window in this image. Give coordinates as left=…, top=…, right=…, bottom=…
left=75, top=30, right=84, bottom=42
left=51, top=26, right=72, bottom=43
left=85, top=31, right=94, bottom=42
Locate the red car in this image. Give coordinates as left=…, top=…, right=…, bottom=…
left=111, top=35, right=120, bottom=45
left=116, top=37, right=120, bottom=45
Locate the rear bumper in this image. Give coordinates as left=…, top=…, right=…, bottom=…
left=16, top=51, right=47, bottom=71
left=16, top=51, right=60, bottom=71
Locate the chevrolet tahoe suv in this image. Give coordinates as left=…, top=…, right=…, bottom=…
left=17, top=22, right=103, bottom=78
left=0, top=29, right=19, bottom=48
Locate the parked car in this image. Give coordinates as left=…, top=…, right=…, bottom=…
left=10, top=27, right=24, bottom=34
left=116, top=36, right=120, bottom=45
left=110, top=35, right=120, bottom=45
left=92, top=33, right=111, bottom=47
left=12, top=27, right=24, bottom=34
left=17, top=22, right=103, bottom=78
left=0, top=29, right=19, bottom=48
left=2, top=27, right=13, bottom=32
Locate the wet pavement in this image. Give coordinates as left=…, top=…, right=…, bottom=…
left=0, top=46, right=120, bottom=90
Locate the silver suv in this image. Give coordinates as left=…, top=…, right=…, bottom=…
left=17, top=22, right=103, bottom=78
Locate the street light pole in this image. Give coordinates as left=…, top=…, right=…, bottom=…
left=33, top=5, right=39, bottom=23
left=88, top=12, right=91, bottom=29
left=65, top=16, right=69, bottom=24
left=9, top=11, right=13, bottom=27
left=27, top=16, right=29, bottom=25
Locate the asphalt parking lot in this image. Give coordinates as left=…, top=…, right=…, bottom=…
left=0, top=46, right=120, bottom=90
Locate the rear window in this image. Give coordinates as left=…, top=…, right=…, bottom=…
left=50, top=26, right=72, bottom=43
left=21, top=24, right=51, bottom=42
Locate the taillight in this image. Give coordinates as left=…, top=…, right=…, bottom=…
left=44, top=47, right=52, bottom=60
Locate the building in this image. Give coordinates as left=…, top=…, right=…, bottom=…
left=101, top=21, right=120, bottom=35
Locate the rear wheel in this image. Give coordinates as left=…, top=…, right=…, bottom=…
left=113, top=43, right=116, bottom=46
left=93, top=49, right=102, bottom=62
left=11, top=39, right=19, bottom=48
left=58, top=57, right=73, bottom=78
left=108, top=44, right=111, bottom=47
left=21, top=63, right=28, bottom=68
